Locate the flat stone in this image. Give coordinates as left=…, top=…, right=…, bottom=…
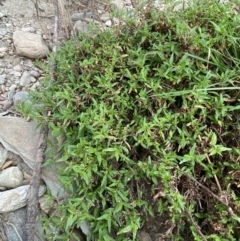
left=3, top=100, right=13, bottom=111
left=13, top=91, right=29, bottom=105
left=0, top=185, right=46, bottom=213
left=21, top=27, right=36, bottom=33
left=111, top=0, right=125, bottom=9
left=13, top=64, right=22, bottom=72
left=4, top=207, right=26, bottom=241
left=7, top=89, right=15, bottom=101
left=0, top=117, right=67, bottom=199
left=0, top=74, right=6, bottom=84
left=73, top=21, right=90, bottom=35
left=0, top=12, right=6, bottom=18
left=30, top=69, right=40, bottom=77
left=9, top=84, right=17, bottom=91
left=39, top=195, right=55, bottom=214
left=13, top=57, right=21, bottom=66
left=0, top=166, right=23, bottom=188
left=13, top=31, right=49, bottom=59
left=71, top=12, right=93, bottom=22
left=105, top=20, right=112, bottom=27
left=0, top=116, right=41, bottom=169
left=14, top=71, right=22, bottom=77
left=30, top=76, right=37, bottom=83
left=20, top=71, right=31, bottom=86
left=0, top=27, right=7, bottom=36
left=0, top=46, right=7, bottom=52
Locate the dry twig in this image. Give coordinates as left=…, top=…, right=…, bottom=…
left=23, top=126, right=48, bottom=241
left=198, top=135, right=222, bottom=192
left=184, top=208, right=207, bottom=241
left=185, top=173, right=239, bottom=220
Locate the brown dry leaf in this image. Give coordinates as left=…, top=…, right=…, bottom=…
left=1, top=161, right=12, bottom=170
left=153, top=191, right=165, bottom=201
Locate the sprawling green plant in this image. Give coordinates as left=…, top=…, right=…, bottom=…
left=20, top=0, right=240, bottom=240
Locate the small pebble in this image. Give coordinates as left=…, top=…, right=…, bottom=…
left=8, top=89, right=15, bottom=101
left=3, top=100, right=13, bottom=110
left=0, top=74, right=6, bottom=84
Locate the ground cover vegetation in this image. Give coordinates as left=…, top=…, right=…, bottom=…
left=20, top=0, right=240, bottom=240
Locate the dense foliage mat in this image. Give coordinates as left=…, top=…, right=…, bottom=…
left=21, top=0, right=240, bottom=240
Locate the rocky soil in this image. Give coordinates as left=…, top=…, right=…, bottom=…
left=0, top=0, right=172, bottom=240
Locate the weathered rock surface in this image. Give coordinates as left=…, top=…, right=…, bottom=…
left=0, top=166, right=23, bottom=188
left=0, top=117, right=68, bottom=199
left=0, top=116, right=41, bottom=169
left=73, top=21, right=90, bottom=35
left=0, top=74, right=6, bottom=84
left=2, top=206, right=46, bottom=241
left=13, top=31, right=49, bottom=59
left=20, top=71, right=31, bottom=86
left=0, top=145, right=8, bottom=168
left=71, top=12, right=93, bottom=22
left=13, top=91, right=29, bottom=105
left=0, top=185, right=46, bottom=213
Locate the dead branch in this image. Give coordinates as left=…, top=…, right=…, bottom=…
left=23, top=125, right=48, bottom=241
left=184, top=208, right=207, bottom=241
left=185, top=173, right=239, bottom=220
left=198, top=135, right=222, bottom=193
left=53, top=0, right=59, bottom=47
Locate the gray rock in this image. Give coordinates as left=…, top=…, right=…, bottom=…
left=13, top=57, right=21, bottom=66
left=71, top=12, right=93, bottom=22
left=0, top=46, right=7, bottom=53
left=100, top=13, right=110, bottom=21
left=2, top=207, right=46, bottom=241
left=0, top=12, right=6, bottom=18
left=13, top=64, right=22, bottom=72
left=111, top=0, right=125, bottom=9
left=30, top=82, right=41, bottom=90
left=30, top=69, right=40, bottom=78
left=0, top=74, right=6, bottom=84
left=13, top=31, right=49, bottom=59
left=73, top=21, right=90, bottom=35
left=0, top=27, right=7, bottom=36
left=7, top=88, right=15, bottom=101
left=42, top=165, right=68, bottom=200
left=0, top=117, right=41, bottom=169
left=21, top=27, right=36, bottom=33
left=105, top=20, right=112, bottom=27
left=20, top=71, right=31, bottom=86
left=0, top=117, right=67, bottom=199
left=14, top=71, right=22, bottom=77
left=13, top=91, right=29, bottom=105
left=0, top=145, right=8, bottom=169
left=0, top=166, right=23, bottom=188
left=39, top=195, right=55, bottom=214
left=4, top=207, right=26, bottom=241
left=0, top=185, right=46, bottom=213
left=9, top=84, right=17, bottom=91
left=3, top=100, right=13, bottom=111
left=30, top=76, right=37, bottom=83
